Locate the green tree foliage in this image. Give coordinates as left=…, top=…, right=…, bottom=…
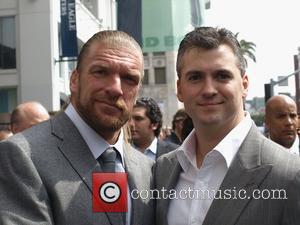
left=251, top=113, right=265, bottom=126
left=235, top=33, right=256, bottom=66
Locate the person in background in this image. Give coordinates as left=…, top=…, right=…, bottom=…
left=155, top=26, right=300, bottom=225
left=0, top=30, right=154, bottom=225
left=129, top=97, right=178, bottom=160
left=159, top=126, right=172, bottom=141
left=10, top=101, right=50, bottom=134
left=181, top=115, right=194, bottom=141
left=165, top=108, right=188, bottom=145
left=265, top=95, right=299, bottom=155
left=297, top=114, right=300, bottom=136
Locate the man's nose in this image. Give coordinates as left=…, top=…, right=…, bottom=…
left=201, top=77, right=217, bottom=97
left=128, top=118, right=134, bottom=127
left=107, top=74, right=123, bottom=97
left=286, top=116, right=294, bottom=125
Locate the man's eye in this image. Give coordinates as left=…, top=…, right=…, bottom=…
left=188, top=74, right=202, bottom=81
left=277, top=114, right=286, bottom=119
left=290, top=114, right=297, bottom=119
left=216, top=72, right=231, bottom=81
left=122, top=75, right=139, bottom=85
left=133, top=116, right=144, bottom=121
left=92, top=69, right=106, bottom=75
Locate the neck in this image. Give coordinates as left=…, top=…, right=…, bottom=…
left=133, top=136, right=155, bottom=152
left=194, top=115, right=244, bottom=167
left=100, top=130, right=121, bottom=145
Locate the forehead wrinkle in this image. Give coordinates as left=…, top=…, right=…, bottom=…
left=88, top=55, right=142, bottom=77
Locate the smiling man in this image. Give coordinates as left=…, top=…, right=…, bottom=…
left=155, top=27, right=300, bottom=225
left=265, top=95, right=299, bottom=154
left=0, top=31, right=154, bottom=225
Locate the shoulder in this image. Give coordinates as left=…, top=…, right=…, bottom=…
left=154, top=149, right=181, bottom=184
left=262, top=137, right=300, bottom=171
left=0, top=118, right=52, bottom=154
left=156, top=148, right=178, bottom=168
left=165, top=132, right=181, bottom=145
left=245, top=126, right=300, bottom=179
left=125, top=144, right=155, bottom=168
left=0, top=113, right=75, bottom=165
left=157, top=139, right=179, bottom=157
left=158, top=139, right=179, bottom=149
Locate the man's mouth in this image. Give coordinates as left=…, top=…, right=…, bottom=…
left=198, top=101, right=223, bottom=106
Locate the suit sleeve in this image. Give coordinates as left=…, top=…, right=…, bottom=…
left=0, top=141, right=54, bottom=225
left=281, top=170, right=300, bottom=225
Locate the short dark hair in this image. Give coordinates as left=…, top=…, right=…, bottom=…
left=134, top=97, right=162, bottom=137
left=176, top=27, right=246, bottom=77
left=76, top=30, right=143, bottom=73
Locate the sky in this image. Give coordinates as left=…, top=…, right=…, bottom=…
left=204, top=0, right=300, bottom=99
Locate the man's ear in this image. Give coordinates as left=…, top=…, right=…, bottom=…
left=70, top=70, right=79, bottom=94
left=10, top=124, right=17, bottom=134
left=264, top=117, right=269, bottom=130
left=242, top=74, right=249, bottom=99
left=177, top=79, right=183, bottom=102
left=151, top=123, right=158, bottom=131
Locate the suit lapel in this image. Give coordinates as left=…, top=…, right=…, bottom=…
left=158, top=154, right=182, bottom=225
left=51, top=113, right=100, bottom=193
left=123, top=144, right=145, bottom=225
left=51, top=113, right=124, bottom=225
left=156, top=140, right=163, bottom=159
left=203, top=125, right=273, bottom=225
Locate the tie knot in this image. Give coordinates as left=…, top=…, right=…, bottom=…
left=98, top=147, right=117, bottom=172
left=101, top=147, right=117, bottom=162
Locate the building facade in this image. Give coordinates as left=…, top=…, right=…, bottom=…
left=0, top=0, right=209, bottom=127
left=0, top=0, right=116, bottom=118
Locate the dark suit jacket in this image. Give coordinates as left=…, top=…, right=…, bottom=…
left=156, top=140, right=178, bottom=159
left=165, top=132, right=181, bottom=145
left=0, top=112, right=154, bottom=225
left=155, top=124, right=300, bottom=225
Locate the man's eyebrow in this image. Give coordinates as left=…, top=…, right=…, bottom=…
left=185, top=70, right=205, bottom=76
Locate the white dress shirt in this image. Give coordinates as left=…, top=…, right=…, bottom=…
left=289, top=135, right=299, bottom=156
left=65, top=104, right=131, bottom=224
left=168, top=112, right=253, bottom=225
left=134, top=137, right=158, bottom=161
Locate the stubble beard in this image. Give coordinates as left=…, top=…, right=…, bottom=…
left=75, top=91, right=131, bottom=136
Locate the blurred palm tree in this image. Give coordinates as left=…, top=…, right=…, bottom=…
left=235, top=33, right=256, bottom=65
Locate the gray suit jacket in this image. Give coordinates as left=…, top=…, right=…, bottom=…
left=0, top=112, right=154, bottom=225
left=155, top=124, right=300, bottom=225
left=156, top=140, right=178, bottom=159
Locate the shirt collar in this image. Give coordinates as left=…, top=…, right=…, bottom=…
left=176, top=129, right=197, bottom=172
left=146, top=137, right=158, bottom=155
left=214, top=112, right=252, bottom=167
left=65, top=104, right=125, bottom=164
left=289, top=135, right=299, bottom=155
left=133, top=137, right=158, bottom=155
left=177, top=112, right=252, bottom=171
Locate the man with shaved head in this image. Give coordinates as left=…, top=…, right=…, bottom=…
left=10, top=101, right=50, bottom=134
left=265, top=95, right=299, bottom=154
